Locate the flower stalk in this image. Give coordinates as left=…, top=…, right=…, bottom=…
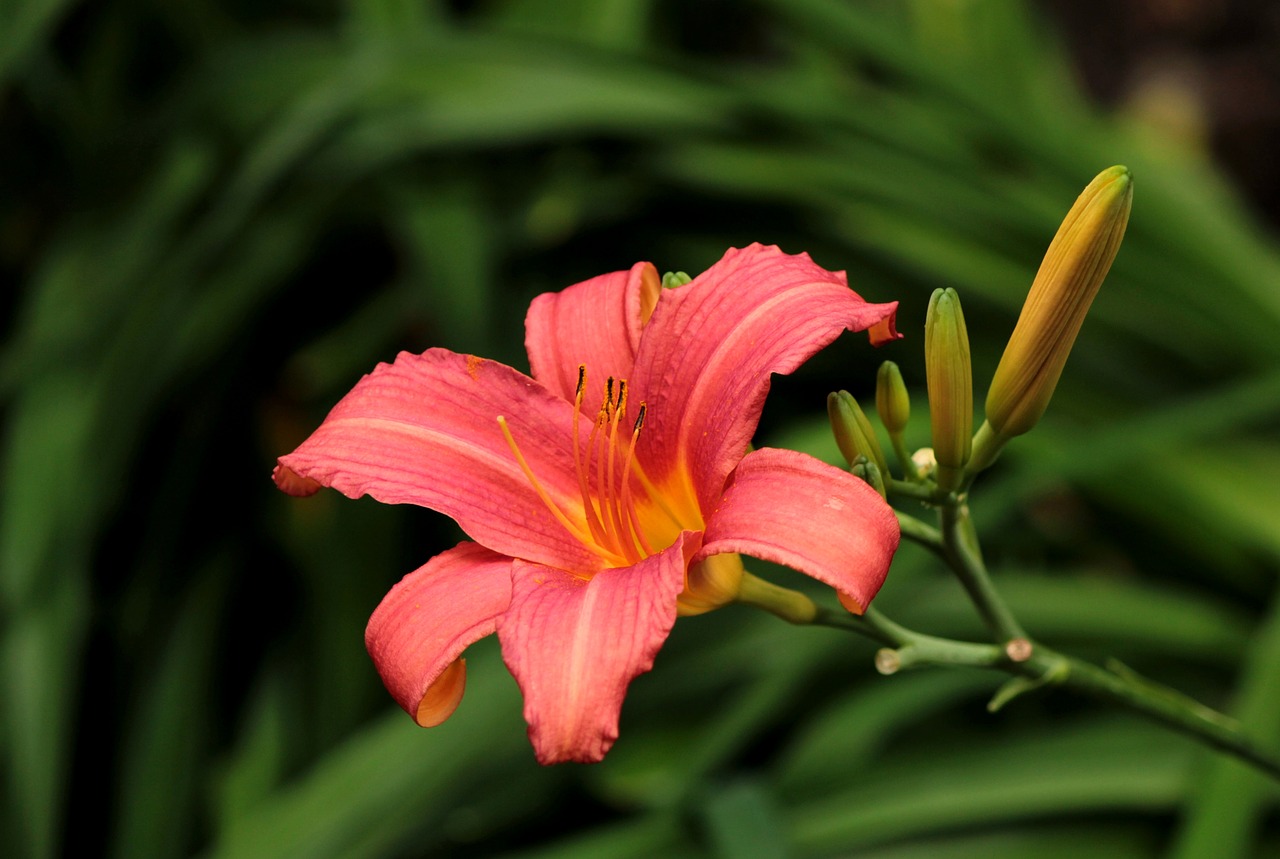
left=739, top=557, right=1280, bottom=781
left=738, top=160, right=1280, bottom=780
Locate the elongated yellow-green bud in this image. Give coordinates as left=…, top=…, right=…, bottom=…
left=827, top=390, right=889, bottom=493
left=925, top=288, right=972, bottom=492
left=875, top=361, right=910, bottom=434
left=985, top=166, right=1133, bottom=439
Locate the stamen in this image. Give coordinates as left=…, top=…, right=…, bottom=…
left=497, top=416, right=615, bottom=561
left=614, top=402, right=687, bottom=530
left=604, top=381, right=638, bottom=563
left=572, top=368, right=609, bottom=544
left=504, top=369, right=680, bottom=569
left=592, top=406, right=621, bottom=551
left=593, top=376, right=620, bottom=550
left=619, top=404, right=655, bottom=557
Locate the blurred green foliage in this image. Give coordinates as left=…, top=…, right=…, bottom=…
left=3, top=1, right=1279, bottom=857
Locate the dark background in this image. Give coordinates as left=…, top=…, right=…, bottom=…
left=3, top=2, right=1279, bottom=857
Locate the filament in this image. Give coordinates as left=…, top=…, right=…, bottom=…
left=497, top=415, right=618, bottom=563
left=572, top=367, right=609, bottom=544
left=499, top=368, right=694, bottom=570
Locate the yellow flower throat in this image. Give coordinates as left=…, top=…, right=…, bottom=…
left=498, top=366, right=696, bottom=570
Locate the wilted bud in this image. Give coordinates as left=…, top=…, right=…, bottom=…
left=875, top=361, right=910, bottom=434
left=911, top=447, right=937, bottom=481
left=985, top=166, right=1133, bottom=439
left=827, top=390, right=889, bottom=490
left=924, top=288, right=972, bottom=492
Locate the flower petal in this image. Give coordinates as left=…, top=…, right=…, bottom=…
left=525, top=262, right=661, bottom=404
left=698, top=448, right=899, bottom=612
left=496, top=533, right=696, bottom=764
left=365, top=542, right=514, bottom=727
left=631, top=244, right=899, bottom=513
left=271, top=463, right=322, bottom=497
left=277, top=348, right=602, bottom=572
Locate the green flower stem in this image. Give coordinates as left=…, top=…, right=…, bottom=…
left=1017, top=650, right=1280, bottom=782
left=845, top=607, right=1006, bottom=672
left=894, top=510, right=944, bottom=552
left=735, top=577, right=1280, bottom=781
left=964, top=419, right=1006, bottom=484
left=938, top=503, right=1027, bottom=642
left=1169, top=587, right=1280, bottom=854
left=737, top=575, right=1007, bottom=669
left=886, top=479, right=946, bottom=504
left=888, top=433, right=917, bottom=482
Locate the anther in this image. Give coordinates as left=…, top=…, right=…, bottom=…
left=633, top=403, right=647, bottom=433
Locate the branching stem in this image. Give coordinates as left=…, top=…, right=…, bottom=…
left=734, top=472, right=1280, bottom=782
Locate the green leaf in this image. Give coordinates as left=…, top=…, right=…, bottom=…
left=700, top=778, right=792, bottom=859
left=110, top=564, right=229, bottom=859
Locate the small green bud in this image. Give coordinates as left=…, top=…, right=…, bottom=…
left=850, top=456, right=886, bottom=499
left=661, top=271, right=692, bottom=289
left=827, top=391, right=889, bottom=490
left=875, top=361, right=910, bottom=434
left=876, top=361, right=917, bottom=481
left=924, top=288, right=972, bottom=492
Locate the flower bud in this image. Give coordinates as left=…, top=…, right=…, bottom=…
left=985, top=165, right=1133, bottom=439
left=850, top=456, right=886, bottom=498
left=924, top=288, right=972, bottom=492
left=875, top=361, right=910, bottom=434
left=827, top=391, right=889, bottom=491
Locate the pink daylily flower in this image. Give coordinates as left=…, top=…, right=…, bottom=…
left=274, top=243, right=901, bottom=763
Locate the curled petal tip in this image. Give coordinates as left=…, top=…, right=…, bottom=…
left=414, top=658, right=468, bottom=727
left=273, top=463, right=322, bottom=496
left=868, top=306, right=902, bottom=346
left=837, top=590, right=868, bottom=615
